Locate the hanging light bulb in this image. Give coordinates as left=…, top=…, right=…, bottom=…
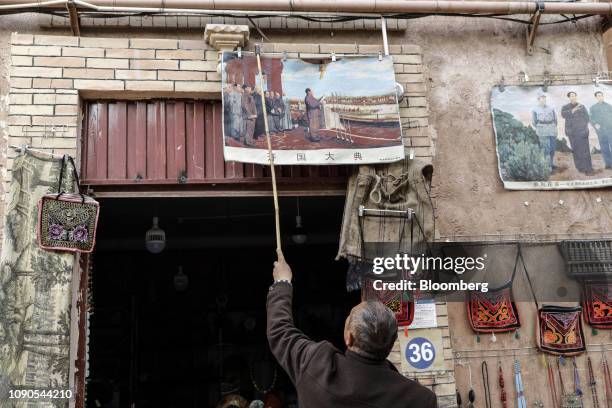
left=145, top=216, right=166, bottom=254
left=291, top=197, right=308, bottom=245
left=173, top=266, right=189, bottom=292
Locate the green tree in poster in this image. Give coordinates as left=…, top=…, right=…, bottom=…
left=493, top=108, right=551, bottom=181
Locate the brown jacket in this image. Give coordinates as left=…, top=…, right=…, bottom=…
left=242, top=92, right=257, bottom=119
left=267, top=282, right=438, bottom=408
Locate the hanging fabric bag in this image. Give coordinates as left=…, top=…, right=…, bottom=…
left=37, top=155, right=100, bottom=253
left=467, top=247, right=521, bottom=333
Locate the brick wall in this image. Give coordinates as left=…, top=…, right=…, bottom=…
left=6, top=32, right=448, bottom=403
left=7, top=34, right=431, bottom=163
left=387, top=302, right=455, bottom=407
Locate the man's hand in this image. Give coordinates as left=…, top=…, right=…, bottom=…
left=273, top=250, right=293, bottom=282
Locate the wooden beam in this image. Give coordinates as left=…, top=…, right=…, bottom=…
left=66, top=1, right=81, bottom=36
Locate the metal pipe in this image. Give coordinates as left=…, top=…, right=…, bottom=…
left=1, top=0, right=612, bottom=15
left=381, top=16, right=389, bottom=56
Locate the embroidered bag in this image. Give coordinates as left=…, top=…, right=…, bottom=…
left=38, top=155, right=99, bottom=253
left=537, top=305, right=586, bottom=356
left=467, top=249, right=521, bottom=333
left=519, top=245, right=586, bottom=356
left=582, top=280, right=612, bottom=329
left=362, top=268, right=414, bottom=327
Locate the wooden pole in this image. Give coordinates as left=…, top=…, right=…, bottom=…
left=255, top=45, right=283, bottom=258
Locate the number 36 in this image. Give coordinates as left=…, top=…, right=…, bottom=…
left=408, top=342, right=434, bottom=362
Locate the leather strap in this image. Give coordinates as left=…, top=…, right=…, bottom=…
left=518, top=243, right=539, bottom=309
left=603, top=356, right=612, bottom=408
left=55, top=154, right=85, bottom=203
left=547, top=358, right=559, bottom=408
left=482, top=361, right=492, bottom=408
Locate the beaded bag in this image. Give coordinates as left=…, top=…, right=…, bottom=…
left=38, top=155, right=99, bottom=253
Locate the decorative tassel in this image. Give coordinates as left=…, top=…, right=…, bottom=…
left=514, top=330, right=520, bottom=340
left=490, top=333, right=497, bottom=343
left=592, top=327, right=599, bottom=336
left=498, top=364, right=507, bottom=408
left=467, top=388, right=475, bottom=408
left=476, top=334, right=481, bottom=343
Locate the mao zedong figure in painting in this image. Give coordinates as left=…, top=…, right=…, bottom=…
left=266, top=253, right=437, bottom=408
left=561, top=91, right=594, bottom=174
left=304, top=88, right=324, bottom=142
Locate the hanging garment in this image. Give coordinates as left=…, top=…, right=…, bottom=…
left=337, top=159, right=435, bottom=290
left=519, top=246, right=586, bottom=356
left=467, top=249, right=521, bottom=333
left=537, top=306, right=586, bottom=356
left=0, top=152, right=76, bottom=408
left=582, top=281, right=612, bottom=329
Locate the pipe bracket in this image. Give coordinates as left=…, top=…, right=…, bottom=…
left=526, top=1, right=544, bottom=55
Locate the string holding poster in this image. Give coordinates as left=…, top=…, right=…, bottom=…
left=221, top=51, right=405, bottom=165
left=492, top=84, right=612, bottom=189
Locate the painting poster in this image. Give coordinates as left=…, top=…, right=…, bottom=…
left=492, top=84, right=612, bottom=189
left=221, top=52, right=405, bottom=165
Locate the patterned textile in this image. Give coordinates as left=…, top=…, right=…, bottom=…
left=467, top=286, right=521, bottom=333
left=537, top=306, right=586, bottom=356
left=582, top=281, right=612, bottom=329
left=0, top=152, right=76, bottom=407
left=362, top=273, right=414, bottom=327
left=38, top=193, right=99, bottom=253
left=338, top=159, right=435, bottom=291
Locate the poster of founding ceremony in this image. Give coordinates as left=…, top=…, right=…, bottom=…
left=491, top=84, right=612, bottom=189
left=221, top=52, right=404, bottom=165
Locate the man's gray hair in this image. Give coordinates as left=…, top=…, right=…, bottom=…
left=349, top=301, right=398, bottom=360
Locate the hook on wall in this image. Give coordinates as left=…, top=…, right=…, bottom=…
left=498, top=76, right=506, bottom=92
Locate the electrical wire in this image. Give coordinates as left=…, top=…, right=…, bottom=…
left=0, top=7, right=598, bottom=27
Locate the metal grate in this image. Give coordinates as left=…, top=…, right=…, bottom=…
left=559, top=240, right=612, bottom=278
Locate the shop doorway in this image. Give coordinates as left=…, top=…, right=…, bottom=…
left=85, top=196, right=357, bottom=408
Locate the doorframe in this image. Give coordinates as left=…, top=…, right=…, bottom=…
left=72, top=97, right=350, bottom=407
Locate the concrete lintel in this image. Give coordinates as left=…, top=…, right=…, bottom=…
left=204, top=23, right=250, bottom=52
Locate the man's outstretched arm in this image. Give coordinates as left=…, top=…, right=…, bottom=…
left=266, top=253, right=319, bottom=385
